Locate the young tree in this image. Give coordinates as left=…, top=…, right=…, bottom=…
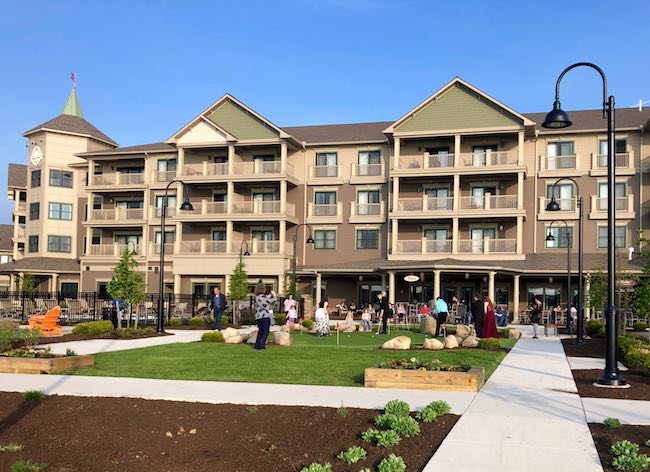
left=285, top=274, right=301, bottom=300
left=107, top=249, right=146, bottom=329
left=19, top=272, right=38, bottom=298
left=585, top=268, right=607, bottom=315
left=228, top=260, right=249, bottom=325
left=634, top=232, right=650, bottom=318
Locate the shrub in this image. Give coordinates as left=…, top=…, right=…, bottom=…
left=374, top=413, right=395, bottom=430
left=416, top=400, right=452, bottom=423
left=625, top=349, right=649, bottom=369
left=645, top=439, right=650, bottom=448
left=169, top=317, right=182, bottom=326
left=633, top=322, right=648, bottom=332
left=301, top=319, right=314, bottom=330
left=72, top=320, right=114, bottom=336
left=478, top=338, right=501, bottom=350
left=23, top=390, right=47, bottom=402
left=603, top=417, right=623, bottom=429
left=361, top=428, right=380, bottom=443
left=388, top=415, right=420, bottom=437
left=10, top=460, right=48, bottom=472
left=612, top=453, right=650, bottom=471
left=377, top=454, right=406, bottom=472
left=586, top=319, right=603, bottom=336
left=116, top=327, right=155, bottom=338
left=189, top=317, right=207, bottom=326
left=337, top=446, right=367, bottom=465
left=245, top=405, right=259, bottom=414
left=222, top=315, right=229, bottom=327
left=384, top=400, right=410, bottom=417
left=598, top=326, right=606, bottom=337
left=274, top=313, right=286, bottom=325
left=375, top=430, right=402, bottom=448
left=65, top=349, right=77, bottom=357
left=336, top=404, right=349, bottom=417
left=0, top=326, right=18, bottom=352
left=300, top=463, right=332, bottom=472
left=201, top=331, right=224, bottom=343
left=611, top=440, right=640, bottom=457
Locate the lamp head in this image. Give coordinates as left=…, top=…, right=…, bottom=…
left=545, top=232, right=555, bottom=242
left=541, top=100, right=572, bottom=129
left=546, top=197, right=561, bottom=212
left=179, top=197, right=194, bottom=211
left=306, top=236, right=315, bottom=244
left=243, top=250, right=250, bottom=256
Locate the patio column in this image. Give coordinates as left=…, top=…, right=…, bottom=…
left=513, top=274, right=520, bottom=322
left=452, top=218, right=459, bottom=254
left=174, top=274, right=181, bottom=299
left=9, top=273, right=15, bottom=292
left=488, top=271, right=496, bottom=303
left=453, top=175, right=460, bottom=210
left=177, top=148, right=184, bottom=178
left=224, top=274, right=231, bottom=297
left=434, top=270, right=441, bottom=298
left=227, top=145, right=235, bottom=175
left=393, top=137, right=400, bottom=170
left=391, top=219, right=399, bottom=254
left=454, top=134, right=461, bottom=168
left=226, top=221, right=233, bottom=254
left=517, top=172, right=524, bottom=210
left=315, top=272, right=322, bottom=306
left=51, top=273, right=58, bottom=293
left=175, top=222, right=182, bottom=254
left=280, top=180, right=287, bottom=213
left=392, top=177, right=399, bottom=213
left=279, top=220, right=286, bottom=253
left=388, top=271, right=395, bottom=304
left=517, top=131, right=524, bottom=166
left=584, top=276, right=591, bottom=319
left=516, top=216, right=523, bottom=254
left=280, top=141, right=287, bottom=173
left=227, top=181, right=234, bottom=214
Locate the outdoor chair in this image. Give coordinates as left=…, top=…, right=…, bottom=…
left=28, top=306, right=63, bottom=336
left=174, top=302, right=188, bottom=317
left=34, top=298, right=48, bottom=313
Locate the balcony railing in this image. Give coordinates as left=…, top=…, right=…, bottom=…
left=152, top=243, right=175, bottom=255
left=398, top=153, right=455, bottom=170
left=459, top=195, right=518, bottom=210
left=230, top=240, right=281, bottom=254
left=351, top=202, right=383, bottom=216
left=14, top=226, right=25, bottom=238
left=179, top=240, right=228, bottom=254
left=151, top=207, right=177, bottom=218
left=309, top=165, right=340, bottom=179
left=540, top=197, right=576, bottom=212
left=152, top=170, right=176, bottom=182
left=396, top=197, right=453, bottom=212
left=117, top=173, right=145, bottom=185
left=88, top=208, right=145, bottom=221
left=16, top=202, right=26, bottom=212
left=394, top=239, right=453, bottom=254
left=458, top=238, right=516, bottom=254
left=87, top=243, right=143, bottom=257
left=596, top=153, right=629, bottom=168
left=593, top=195, right=632, bottom=212
left=545, top=155, right=576, bottom=170
left=231, top=200, right=283, bottom=215
left=232, top=161, right=282, bottom=175
left=181, top=161, right=292, bottom=179
left=351, top=163, right=383, bottom=177
left=91, top=174, right=115, bottom=186
left=462, top=151, right=517, bottom=167
left=308, top=203, right=341, bottom=218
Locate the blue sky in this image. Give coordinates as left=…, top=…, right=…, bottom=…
left=0, top=0, right=648, bottom=222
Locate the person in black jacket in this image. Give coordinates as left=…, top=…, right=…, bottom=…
left=530, top=297, right=542, bottom=339
left=209, top=287, right=228, bottom=331
left=471, top=293, right=485, bottom=338
left=377, top=292, right=389, bottom=334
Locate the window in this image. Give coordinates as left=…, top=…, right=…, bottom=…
left=470, top=227, right=496, bottom=253
left=49, top=169, right=73, bottom=188
left=29, top=203, right=40, bottom=220
left=48, top=235, right=72, bottom=253
left=212, top=230, right=226, bottom=241
left=547, top=141, right=575, bottom=169
left=212, top=193, right=227, bottom=202
left=314, top=191, right=336, bottom=205
left=31, top=170, right=41, bottom=188
left=93, top=197, right=102, bottom=210
left=545, top=226, right=573, bottom=248
left=358, top=150, right=380, bottom=165
left=314, top=229, right=336, bottom=249
left=97, top=282, right=109, bottom=299
left=357, top=190, right=381, bottom=214
left=116, top=200, right=143, bottom=209
left=472, top=145, right=498, bottom=166
left=356, top=229, right=379, bottom=249
left=60, top=282, right=78, bottom=298
left=155, top=195, right=176, bottom=210
left=18, top=216, right=25, bottom=225
left=19, top=192, right=26, bottom=202
left=546, top=183, right=575, bottom=211
left=547, top=141, right=574, bottom=156
left=48, top=202, right=73, bottom=220
left=115, top=235, right=141, bottom=245
left=599, top=139, right=627, bottom=155
left=597, top=182, right=627, bottom=198
left=598, top=226, right=626, bottom=248
left=0, top=255, right=13, bottom=264
left=116, top=167, right=144, bottom=174
left=157, top=159, right=177, bottom=172
left=315, top=152, right=338, bottom=177
left=91, top=230, right=101, bottom=245
left=154, top=231, right=175, bottom=244
left=28, top=235, right=39, bottom=253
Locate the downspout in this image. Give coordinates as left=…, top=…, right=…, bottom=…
left=533, top=130, right=539, bottom=252
left=640, top=125, right=645, bottom=240
left=302, top=142, right=308, bottom=268
left=143, top=151, right=151, bottom=290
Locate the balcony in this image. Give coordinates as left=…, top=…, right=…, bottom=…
left=307, top=165, right=343, bottom=184
left=15, top=202, right=26, bottom=213
left=181, top=160, right=295, bottom=182
left=151, top=243, right=175, bottom=256
left=539, top=155, right=580, bottom=177
left=538, top=197, right=579, bottom=220
left=394, top=239, right=453, bottom=255
left=589, top=195, right=635, bottom=220
left=14, top=226, right=25, bottom=240
left=232, top=200, right=295, bottom=220
left=591, top=152, right=634, bottom=176
left=307, top=202, right=343, bottom=224
left=177, top=239, right=282, bottom=255
left=457, top=195, right=522, bottom=217
left=458, top=238, right=517, bottom=254
left=350, top=163, right=385, bottom=184
left=394, top=151, right=522, bottom=176
left=179, top=240, right=228, bottom=254
left=391, top=238, right=517, bottom=259
left=150, top=207, right=177, bottom=218
left=86, top=243, right=144, bottom=257
left=349, top=202, right=385, bottom=223
left=151, top=170, right=177, bottom=183
left=86, top=208, right=146, bottom=225
left=397, top=153, right=455, bottom=173
left=90, top=172, right=146, bottom=189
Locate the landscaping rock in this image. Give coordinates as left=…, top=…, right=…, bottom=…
left=343, top=324, right=357, bottom=333
left=238, top=331, right=250, bottom=341
left=470, top=327, right=477, bottom=337
left=508, top=328, right=522, bottom=339
left=444, top=334, right=459, bottom=349
left=273, top=331, right=292, bottom=346
left=420, top=316, right=437, bottom=335
left=423, top=338, right=444, bottom=350
left=292, top=324, right=309, bottom=333
left=269, top=325, right=281, bottom=333
left=225, top=335, right=244, bottom=344
left=455, top=335, right=464, bottom=345
left=222, top=327, right=239, bottom=340
left=462, top=336, right=479, bottom=348
left=280, top=324, right=291, bottom=332
left=381, top=336, right=412, bottom=350
left=456, top=325, right=471, bottom=338
left=246, top=331, right=258, bottom=344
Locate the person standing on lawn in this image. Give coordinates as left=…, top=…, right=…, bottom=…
left=210, top=286, right=227, bottom=331
left=254, top=283, right=277, bottom=351
left=377, top=292, right=389, bottom=334
left=530, top=297, right=542, bottom=339
left=471, top=293, right=485, bottom=338
left=434, top=296, right=448, bottom=337
left=315, top=300, right=330, bottom=336
left=482, top=296, right=499, bottom=339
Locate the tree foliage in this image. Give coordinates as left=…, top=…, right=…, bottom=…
left=19, top=273, right=37, bottom=298
left=634, top=232, right=650, bottom=317
left=286, top=274, right=301, bottom=299
left=107, top=250, right=146, bottom=328
left=229, top=260, right=249, bottom=324
left=586, top=268, right=607, bottom=314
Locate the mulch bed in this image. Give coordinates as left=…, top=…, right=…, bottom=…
left=166, top=324, right=240, bottom=330
left=36, top=331, right=171, bottom=345
left=0, top=392, right=457, bottom=472
left=572, top=369, right=650, bottom=401
left=562, top=336, right=605, bottom=358
left=589, top=423, right=650, bottom=471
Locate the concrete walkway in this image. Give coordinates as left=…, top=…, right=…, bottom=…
left=583, top=397, right=650, bottom=425
left=567, top=356, right=628, bottom=371
left=424, top=325, right=603, bottom=471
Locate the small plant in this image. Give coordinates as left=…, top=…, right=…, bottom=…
left=604, top=417, right=623, bottom=429
left=390, top=415, right=420, bottom=437
left=189, top=317, right=207, bottom=326
left=416, top=400, right=452, bottom=423
left=0, top=443, right=24, bottom=452
left=633, top=322, right=648, bottom=332
left=10, top=459, right=47, bottom=472
left=612, top=453, right=650, bottom=472
left=301, top=319, right=314, bottom=330
left=384, top=399, right=410, bottom=417
left=359, top=469, right=371, bottom=472
left=645, top=439, right=650, bottom=447
left=201, top=331, right=224, bottom=343
left=374, top=413, right=395, bottom=430
left=337, top=446, right=367, bottom=465
left=22, top=390, right=47, bottom=402
left=611, top=440, right=640, bottom=457
left=274, top=313, right=286, bottom=325
left=221, top=315, right=229, bottom=327
left=169, top=317, right=182, bottom=326
left=72, top=320, right=114, bottom=336
left=377, top=454, right=406, bottom=472
left=245, top=405, right=259, bottom=414
left=375, top=430, right=402, bottom=448
left=586, top=319, right=603, bottom=336
left=65, top=348, right=77, bottom=357
left=336, top=403, right=349, bottom=417
left=478, top=338, right=501, bottom=350
left=300, top=462, right=332, bottom=472
left=361, top=428, right=380, bottom=443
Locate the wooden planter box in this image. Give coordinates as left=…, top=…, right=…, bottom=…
left=0, top=355, right=95, bottom=374
left=364, top=366, right=484, bottom=392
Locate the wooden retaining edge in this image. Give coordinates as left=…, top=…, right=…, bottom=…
left=0, top=355, right=95, bottom=374
left=364, top=367, right=485, bottom=392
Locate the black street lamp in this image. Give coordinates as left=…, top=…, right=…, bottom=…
left=157, top=179, right=194, bottom=333
left=545, top=220, right=572, bottom=331
left=239, top=240, right=250, bottom=264
left=291, top=223, right=315, bottom=297
left=542, top=62, right=626, bottom=386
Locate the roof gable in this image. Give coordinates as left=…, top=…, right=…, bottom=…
left=206, top=100, right=279, bottom=141
left=23, top=114, right=117, bottom=146
left=176, top=119, right=229, bottom=146
left=386, top=78, right=533, bottom=135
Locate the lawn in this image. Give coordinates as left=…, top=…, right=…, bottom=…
left=73, top=330, right=516, bottom=387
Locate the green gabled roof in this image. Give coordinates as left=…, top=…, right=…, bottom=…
left=63, top=88, right=84, bottom=119
left=206, top=100, right=279, bottom=141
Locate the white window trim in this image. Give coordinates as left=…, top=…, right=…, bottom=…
left=313, top=227, right=337, bottom=250
left=355, top=227, right=380, bottom=250
left=596, top=224, right=627, bottom=249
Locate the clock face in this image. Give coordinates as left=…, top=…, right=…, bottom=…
left=30, top=146, right=43, bottom=166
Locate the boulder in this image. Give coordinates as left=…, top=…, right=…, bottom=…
left=456, top=325, right=471, bottom=338
left=280, top=324, right=291, bottom=332
left=222, top=327, right=239, bottom=340
left=423, top=338, right=444, bottom=350
left=343, top=324, right=357, bottom=333
left=381, top=336, right=412, bottom=350
left=273, top=331, right=292, bottom=346
left=225, top=335, right=244, bottom=344
left=269, top=325, right=281, bottom=333
left=470, top=327, right=477, bottom=337
left=444, top=334, right=459, bottom=349
left=419, top=316, right=437, bottom=335
left=455, top=335, right=464, bottom=345
left=462, top=336, right=479, bottom=348
left=292, top=324, right=309, bottom=333
left=238, top=331, right=250, bottom=341
left=246, top=330, right=258, bottom=344
left=508, top=328, right=522, bottom=339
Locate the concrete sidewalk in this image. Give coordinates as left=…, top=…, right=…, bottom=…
left=583, top=397, right=650, bottom=425
left=424, top=326, right=603, bottom=471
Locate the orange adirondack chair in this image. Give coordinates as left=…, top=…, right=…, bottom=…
left=28, top=306, right=63, bottom=336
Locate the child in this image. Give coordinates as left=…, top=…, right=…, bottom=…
left=344, top=310, right=354, bottom=331
left=361, top=308, right=372, bottom=332
left=286, top=300, right=297, bottom=328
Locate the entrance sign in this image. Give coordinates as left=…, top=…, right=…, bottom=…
left=404, top=274, right=419, bottom=283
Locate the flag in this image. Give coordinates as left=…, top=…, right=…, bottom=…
left=71, top=72, right=76, bottom=86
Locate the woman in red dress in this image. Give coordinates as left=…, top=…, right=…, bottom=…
left=482, top=296, right=499, bottom=339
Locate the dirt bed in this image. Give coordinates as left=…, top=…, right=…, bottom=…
left=562, top=337, right=605, bottom=358
left=0, top=392, right=457, bottom=472
left=572, top=368, right=650, bottom=401
left=37, top=331, right=171, bottom=344
left=589, top=423, right=650, bottom=471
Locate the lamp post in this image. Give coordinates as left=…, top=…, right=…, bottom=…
left=541, top=62, right=626, bottom=386
left=239, top=240, right=250, bottom=264
left=157, top=179, right=194, bottom=333
left=291, top=223, right=315, bottom=298
left=546, top=178, right=584, bottom=343
left=545, top=220, right=572, bottom=331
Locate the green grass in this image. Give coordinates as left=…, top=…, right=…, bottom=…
left=72, top=331, right=514, bottom=387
